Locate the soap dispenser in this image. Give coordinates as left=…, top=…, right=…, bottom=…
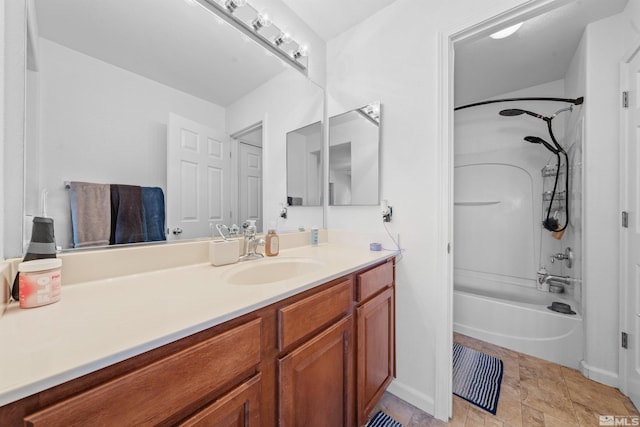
left=265, top=222, right=279, bottom=257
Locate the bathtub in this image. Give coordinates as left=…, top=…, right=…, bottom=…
left=454, top=278, right=583, bottom=369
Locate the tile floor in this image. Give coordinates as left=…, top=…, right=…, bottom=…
left=369, top=333, right=639, bottom=426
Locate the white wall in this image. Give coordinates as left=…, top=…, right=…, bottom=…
left=36, top=39, right=227, bottom=249
left=227, top=69, right=325, bottom=232
left=326, top=0, right=546, bottom=416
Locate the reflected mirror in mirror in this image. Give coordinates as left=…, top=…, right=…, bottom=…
left=18, top=0, right=324, bottom=253
left=328, top=102, right=381, bottom=206
left=286, top=121, right=322, bottom=207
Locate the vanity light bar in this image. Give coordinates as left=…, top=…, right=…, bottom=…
left=193, top=0, right=308, bottom=73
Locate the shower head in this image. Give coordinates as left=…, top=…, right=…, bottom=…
left=499, top=108, right=546, bottom=120
left=524, top=135, right=560, bottom=154
left=499, top=109, right=526, bottom=116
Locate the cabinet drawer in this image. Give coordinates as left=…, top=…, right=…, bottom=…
left=357, top=259, right=393, bottom=302
left=179, top=373, right=261, bottom=427
left=278, top=279, right=352, bottom=351
left=24, top=318, right=262, bottom=427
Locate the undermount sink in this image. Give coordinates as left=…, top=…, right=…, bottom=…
left=221, top=257, right=326, bottom=285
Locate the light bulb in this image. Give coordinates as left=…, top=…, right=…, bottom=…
left=274, top=32, right=292, bottom=46
left=292, top=45, right=308, bottom=59
left=225, top=0, right=246, bottom=12
left=252, top=14, right=271, bottom=31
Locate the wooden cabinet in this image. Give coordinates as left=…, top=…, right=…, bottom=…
left=278, top=315, right=353, bottom=427
left=277, top=279, right=352, bottom=351
left=179, top=374, right=262, bottom=427
left=355, top=260, right=395, bottom=426
left=23, top=319, right=262, bottom=427
left=2, top=258, right=395, bottom=427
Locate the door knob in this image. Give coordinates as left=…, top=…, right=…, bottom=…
left=172, top=227, right=183, bottom=235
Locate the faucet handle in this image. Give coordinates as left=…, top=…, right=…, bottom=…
left=550, top=247, right=573, bottom=268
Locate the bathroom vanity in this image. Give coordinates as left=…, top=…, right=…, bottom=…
left=0, top=243, right=395, bottom=426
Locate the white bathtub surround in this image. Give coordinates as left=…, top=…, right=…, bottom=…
left=0, top=239, right=391, bottom=407
left=453, top=76, right=586, bottom=376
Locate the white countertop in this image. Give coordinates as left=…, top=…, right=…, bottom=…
left=0, top=243, right=393, bottom=407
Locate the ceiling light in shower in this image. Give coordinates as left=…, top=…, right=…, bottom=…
left=490, top=22, right=523, bottom=39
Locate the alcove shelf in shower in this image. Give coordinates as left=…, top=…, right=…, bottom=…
left=454, top=201, right=501, bottom=206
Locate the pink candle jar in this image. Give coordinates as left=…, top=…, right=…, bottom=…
left=18, top=258, right=62, bottom=309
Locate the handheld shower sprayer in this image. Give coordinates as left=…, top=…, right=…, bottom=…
left=523, top=136, right=560, bottom=154
left=499, top=104, right=575, bottom=233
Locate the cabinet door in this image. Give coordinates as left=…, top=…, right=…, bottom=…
left=356, top=287, right=395, bottom=426
left=179, top=374, right=261, bottom=427
left=278, top=315, right=353, bottom=427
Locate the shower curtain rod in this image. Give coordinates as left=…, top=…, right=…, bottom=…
left=454, top=96, right=584, bottom=111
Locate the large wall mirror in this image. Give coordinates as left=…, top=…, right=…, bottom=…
left=17, top=0, right=324, bottom=254
left=328, top=102, right=381, bottom=206
left=286, top=121, right=322, bottom=207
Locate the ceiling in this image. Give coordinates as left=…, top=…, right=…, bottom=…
left=280, top=0, right=399, bottom=40
left=454, top=0, right=629, bottom=106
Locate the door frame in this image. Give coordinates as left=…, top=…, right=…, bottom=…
left=618, top=36, right=640, bottom=399
left=436, top=0, right=574, bottom=420
left=230, top=121, right=263, bottom=229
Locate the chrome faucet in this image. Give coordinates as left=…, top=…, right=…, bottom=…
left=538, top=272, right=580, bottom=287
left=239, top=220, right=264, bottom=261
left=211, top=223, right=241, bottom=240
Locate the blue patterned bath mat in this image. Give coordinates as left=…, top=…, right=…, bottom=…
left=452, top=343, right=504, bottom=415
left=366, top=411, right=404, bottom=427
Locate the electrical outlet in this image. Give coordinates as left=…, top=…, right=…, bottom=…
left=381, top=200, right=392, bottom=222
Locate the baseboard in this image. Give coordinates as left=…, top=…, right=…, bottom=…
left=386, top=379, right=435, bottom=416
left=580, top=360, right=619, bottom=388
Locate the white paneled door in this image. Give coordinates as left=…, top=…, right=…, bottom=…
left=167, top=113, right=230, bottom=240
left=622, top=45, right=640, bottom=409
left=238, top=142, right=262, bottom=232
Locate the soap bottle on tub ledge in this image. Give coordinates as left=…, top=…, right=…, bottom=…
left=265, top=222, right=279, bottom=257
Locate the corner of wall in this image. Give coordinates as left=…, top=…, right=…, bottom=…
left=386, top=379, right=435, bottom=416
left=580, top=360, right=619, bottom=388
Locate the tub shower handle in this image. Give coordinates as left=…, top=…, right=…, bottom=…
left=550, top=247, right=573, bottom=268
